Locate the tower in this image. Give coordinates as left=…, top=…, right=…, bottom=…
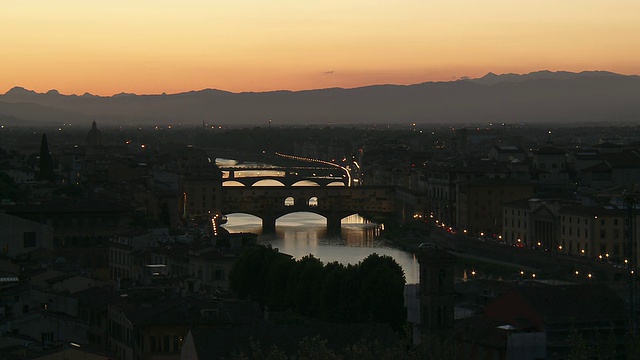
left=84, top=121, right=103, bottom=157
left=417, top=248, right=456, bottom=337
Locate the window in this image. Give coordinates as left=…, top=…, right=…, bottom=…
left=164, top=335, right=170, bottom=351
left=601, top=219, right=605, bottom=226
left=41, top=332, right=54, bottom=343
left=23, top=232, right=36, bottom=248
left=150, top=336, right=157, bottom=352
left=600, top=230, right=606, bottom=239
left=438, top=269, right=446, bottom=291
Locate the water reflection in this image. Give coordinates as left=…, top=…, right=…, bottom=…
left=222, top=212, right=419, bottom=284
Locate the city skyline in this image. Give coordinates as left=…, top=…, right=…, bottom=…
left=2, top=0, right=640, bottom=95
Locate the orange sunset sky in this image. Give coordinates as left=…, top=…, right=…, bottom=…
left=2, top=0, right=639, bottom=96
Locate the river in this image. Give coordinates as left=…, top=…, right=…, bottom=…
left=217, top=158, right=420, bottom=284
left=221, top=212, right=420, bottom=284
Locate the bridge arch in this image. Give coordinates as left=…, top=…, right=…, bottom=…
left=284, top=196, right=295, bottom=207
left=223, top=180, right=246, bottom=187
left=308, top=196, right=319, bottom=207
left=253, top=179, right=286, bottom=187
left=292, top=180, right=320, bottom=187
left=327, top=181, right=346, bottom=187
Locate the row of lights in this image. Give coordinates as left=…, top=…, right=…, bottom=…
left=275, top=152, right=352, bottom=187
left=211, top=214, right=220, bottom=236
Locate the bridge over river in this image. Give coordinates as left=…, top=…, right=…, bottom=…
left=221, top=186, right=394, bottom=233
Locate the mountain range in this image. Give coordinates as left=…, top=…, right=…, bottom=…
left=1, top=70, right=639, bottom=126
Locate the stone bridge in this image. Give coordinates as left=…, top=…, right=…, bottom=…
left=221, top=186, right=395, bottom=233
left=220, top=166, right=348, bottom=187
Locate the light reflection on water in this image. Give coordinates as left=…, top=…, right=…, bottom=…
left=222, top=212, right=419, bottom=284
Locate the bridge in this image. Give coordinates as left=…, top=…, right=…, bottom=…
left=220, top=165, right=348, bottom=187
left=221, top=186, right=394, bottom=233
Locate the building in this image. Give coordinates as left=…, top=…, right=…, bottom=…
left=109, top=230, right=153, bottom=282
left=483, top=284, right=626, bottom=359
left=456, top=176, right=535, bottom=237
left=0, top=212, right=54, bottom=257
left=416, top=248, right=456, bottom=344
left=488, top=145, right=527, bottom=163
left=558, top=205, right=626, bottom=261
left=421, top=159, right=510, bottom=229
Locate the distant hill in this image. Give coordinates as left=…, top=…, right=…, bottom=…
left=1, top=70, right=639, bottom=125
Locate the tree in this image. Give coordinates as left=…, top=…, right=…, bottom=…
left=625, top=330, right=640, bottom=360
left=266, top=254, right=296, bottom=309
left=38, top=134, right=54, bottom=182
left=318, top=262, right=346, bottom=321
left=357, top=254, right=407, bottom=331
left=593, top=329, right=617, bottom=360
left=295, top=336, right=341, bottom=360
left=229, top=246, right=407, bottom=332
left=568, top=326, right=588, bottom=360
left=290, top=255, right=325, bottom=316
left=0, top=172, right=20, bottom=201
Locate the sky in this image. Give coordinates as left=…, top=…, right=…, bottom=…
left=2, top=0, right=639, bottom=95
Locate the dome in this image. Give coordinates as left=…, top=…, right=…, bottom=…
left=85, top=121, right=103, bottom=147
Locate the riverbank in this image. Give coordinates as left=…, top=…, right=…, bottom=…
left=381, top=221, right=538, bottom=280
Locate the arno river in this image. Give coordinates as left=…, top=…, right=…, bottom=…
left=221, top=212, right=420, bottom=284
left=217, top=159, right=420, bottom=284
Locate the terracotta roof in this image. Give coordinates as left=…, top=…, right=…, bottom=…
left=535, top=147, right=567, bottom=155
left=602, top=151, right=640, bottom=168
left=512, top=284, right=626, bottom=326
left=1, top=199, right=132, bottom=214
left=492, top=145, right=525, bottom=153
left=460, top=176, right=533, bottom=187
left=582, top=162, right=612, bottom=172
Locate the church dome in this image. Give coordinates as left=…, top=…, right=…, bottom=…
left=85, top=121, right=103, bottom=147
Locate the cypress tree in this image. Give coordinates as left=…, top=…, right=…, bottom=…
left=38, top=134, right=54, bottom=182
